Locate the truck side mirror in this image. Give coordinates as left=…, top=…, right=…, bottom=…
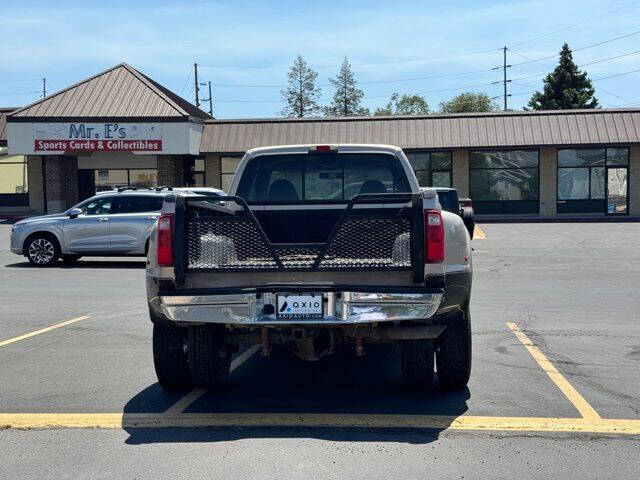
left=68, top=208, right=83, bottom=219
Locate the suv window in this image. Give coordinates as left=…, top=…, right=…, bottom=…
left=78, top=196, right=113, bottom=216
left=238, top=153, right=410, bottom=203
left=111, top=196, right=164, bottom=214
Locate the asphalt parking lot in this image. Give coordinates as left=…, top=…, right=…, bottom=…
left=1, top=221, right=639, bottom=479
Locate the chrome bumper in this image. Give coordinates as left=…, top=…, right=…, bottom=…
left=158, top=291, right=443, bottom=326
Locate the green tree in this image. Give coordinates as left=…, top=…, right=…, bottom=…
left=324, top=57, right=369, bottom=116
left=280, top=55, right=321, bottom=117
left=374, top=93, right=430, bottom=116
left=528, top=44, right=598, bottom=110
left=439, top=92, right=497, bottom=113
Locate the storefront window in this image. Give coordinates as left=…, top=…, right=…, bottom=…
left=405, top=151, right=452, bottom=188
left=95, top=169, right=128, bottom=191
left=221, top=156, right=241, bottom=193
left=557, top=148, right=628, bottom=214
left=0, top=148, right=28, bottom=195
left=469, top=150, right=539, bottom=214
left=129, top=169, right=158, bottom=189
left=90, top=168, right=158, bottom=193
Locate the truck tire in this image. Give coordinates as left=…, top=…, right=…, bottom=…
left=188, top=325, right=231, bottom=388
left=436, top=311, right=472, bottom=392
left=400, top=339, right=435, bottom=389
left=153, top=324, right=192, bottom=390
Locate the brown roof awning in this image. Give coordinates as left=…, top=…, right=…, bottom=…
left=200, top=109, right=640, bottom=153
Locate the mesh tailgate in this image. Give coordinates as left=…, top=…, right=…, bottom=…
left=183, top=196, right=418, bottom=272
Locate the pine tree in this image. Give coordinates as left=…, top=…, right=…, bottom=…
left=280, top=56, right=321, bottom=117
left=528, top=44, right=599, bottom=110
left=324, top=57, right=369, bottom=116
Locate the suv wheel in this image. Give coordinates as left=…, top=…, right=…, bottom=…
left=436, top=309, right=472, bottom=392
left=153, top=323, right=192, bottom=390
left=400, top=339, right=435, bottom=389
left=188, top=325, right=231, bottom=389
left=25, top=235, right=60, bottom=266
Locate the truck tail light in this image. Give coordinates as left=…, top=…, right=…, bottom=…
left=157, top=214, right=173, bottom=267
left=424, top=210, right=445, bottom=263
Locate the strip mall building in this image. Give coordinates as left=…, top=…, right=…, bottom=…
left=1, top=63, right=639, bottom=217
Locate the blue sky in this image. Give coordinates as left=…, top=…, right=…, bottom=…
left=1, top=0, right=639, bottom=117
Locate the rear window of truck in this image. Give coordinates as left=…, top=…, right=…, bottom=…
left=237, top=153, right=411, bottom=204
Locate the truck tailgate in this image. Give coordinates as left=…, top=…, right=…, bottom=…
left=173, top=193, right=425, bottom=290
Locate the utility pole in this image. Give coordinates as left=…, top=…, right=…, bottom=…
left=42, top=78, right=46, bottom=98
left=198, top=81, right=213, bottom=116
left=502, top=47, right=511, bottom=111
left=194, top=63, right=200, bottom=107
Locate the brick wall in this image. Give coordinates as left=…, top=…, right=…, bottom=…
left=452, top=150, right=469, bottom=198
left=204, top=154, right=221, bottom=188
left=539, top=147, right=557, bottom=216
left=630, top=146, right=640, bottom=216
left=43, top=156, right=78, bottom=212
left=27, top=156, right=44, bottom=213
left=157, top=155, right=186, bottom=187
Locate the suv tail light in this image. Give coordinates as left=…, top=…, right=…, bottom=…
left=157, top=214, right=173, bottom=267
left=425, top=210, right=445, bottom=263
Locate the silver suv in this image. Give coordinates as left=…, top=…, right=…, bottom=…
left=10, top=187, right=224, bottom=266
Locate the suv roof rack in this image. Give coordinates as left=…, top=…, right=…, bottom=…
left=116, top=186, right=138, bottom=192
left=152, top=186, right=174, bottom=191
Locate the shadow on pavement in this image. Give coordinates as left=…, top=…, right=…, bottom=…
left=5, top=259, right=146, bottom=269
left=123, top=345, right=470, bottom=445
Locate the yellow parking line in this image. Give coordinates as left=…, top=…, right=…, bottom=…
left=163, top=344, right=262, bottom=416
left=507, top=322, right=601, bottom=420
left=474, top=225, right=487, bottom=239
left=1, top=412, right=639, bottom=434
left=0, top=316, right=90, bottom=348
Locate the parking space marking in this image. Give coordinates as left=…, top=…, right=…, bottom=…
left=0, top=316, right=90, bottom=348
left=1, top=413, right=639, bottom=435
left=163, top=344, right=262, bottom=416
left=507, top=322, right=601, bottom=420
left=473, top=225, right=487, bottom=239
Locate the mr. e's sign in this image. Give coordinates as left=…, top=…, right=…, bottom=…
left=33, top=123, right=163, bottom=152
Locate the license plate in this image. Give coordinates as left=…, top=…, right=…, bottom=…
left=276, top=293, right=324, bottom=319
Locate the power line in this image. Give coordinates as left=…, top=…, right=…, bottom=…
left=509, top=0, right=640, bottom=47
left=0, top=90, right=41, bottom=97
left=214, top=66, right=499, bottom=89
left=180, top=68, right=192, bottom=94
left=204, top=28, right=640, bottom=94
left=199, top=48, right=502, bottom=70
left=592, top=68, right=640, bottom=81
left=508, top=47, right=635, bottom=103
left=0, top=78, right=42, bottom=85
left=509, top=50, right=640, bottom=83
left=509, top=29, right=640, bottom=68
left=211, top=63, right=640, bottom=105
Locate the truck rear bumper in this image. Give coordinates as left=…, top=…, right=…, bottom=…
left=155, top=290, right=443, bottom=326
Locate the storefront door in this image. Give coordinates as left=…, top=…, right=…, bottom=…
left=606, top=167, right=628, bottom=215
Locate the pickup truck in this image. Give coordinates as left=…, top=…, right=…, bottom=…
left=146, top=144, right=473, bottom=392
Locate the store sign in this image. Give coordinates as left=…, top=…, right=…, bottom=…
left=33, top=123, right=163, bottom=152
